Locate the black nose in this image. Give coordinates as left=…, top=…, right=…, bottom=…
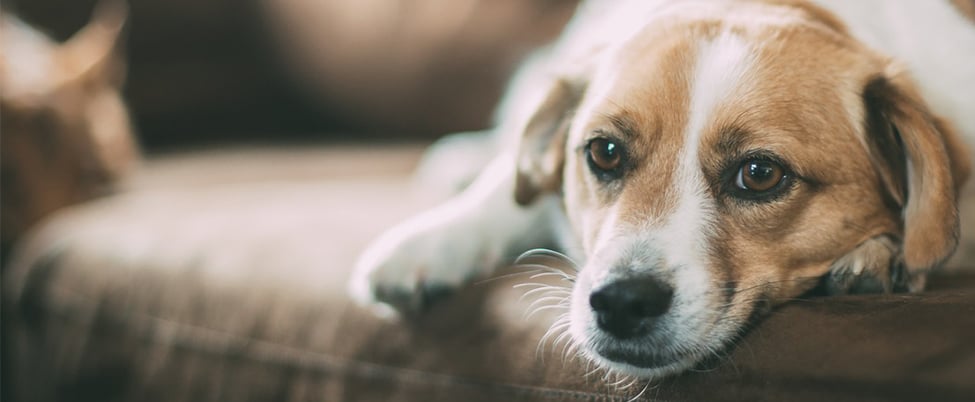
left=589, top=277, right=674, bottom=339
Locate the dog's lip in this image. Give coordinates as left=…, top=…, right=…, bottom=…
left=595, top=344, right=688, bottom=369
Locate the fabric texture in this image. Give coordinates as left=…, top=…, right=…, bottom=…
left=4, top=145, right=975, bottom=402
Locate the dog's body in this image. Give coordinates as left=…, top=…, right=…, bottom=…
left=351, top=0, right=974, bottom=379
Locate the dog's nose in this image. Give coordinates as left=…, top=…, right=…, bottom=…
left=589, top=277, right=673, bottom=339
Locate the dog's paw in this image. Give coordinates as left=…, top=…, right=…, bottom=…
left=825, top=235, right=926, bottom=295
left=348, top=215, right=501, bottom=318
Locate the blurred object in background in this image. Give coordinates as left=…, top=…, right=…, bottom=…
left=0, top=1, right=139, bottom=255
left=7, top=0, right=577, bottom=147
left=263, top=0, right=578, bottom=137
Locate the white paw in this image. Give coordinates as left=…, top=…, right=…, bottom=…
left=826, top=235, right=925, bottom=294
left=348, top=213, right=502, bottom=317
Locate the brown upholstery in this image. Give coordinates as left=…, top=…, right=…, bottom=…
left=4, top=145, right=975, bottom=402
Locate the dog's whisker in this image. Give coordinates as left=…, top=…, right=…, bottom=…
left=517, top=283, right=570, bottom=301
left=538, top=326, right=568, bottom=353
left=537, top=313, right=573, bottom=365
left=516, top=286, right=553, bottom=303
left=564, top=341, right=583, bottom=366
left=625, top=379, right=654, bottom=402
left=512, top=281, right=568, bottom=290
left=523, top=292, right=570, bottom=317
left=521, top=281, right=571, bottom=291
left=526, top=295, right=570, bottom=310
left=555, top=330, right=575, bottom=354
left=526, top=300, right=569, bottom=319
left=510, top=262, right=577, bottom=283
left=537, top=290, right=573, bottom=299
left=608, top=373, right=628, bottom=387
left=536, top=327, right=558, bottom=362
left=474, top=268, right=550, bottom=286
left=527, top=271, right=574, bottom=281
left=622, top=377, right=646, bottom=397
left=512, top=284, right=556, bottom=296
left=515, top=282, right=570, bottom=295
left=518, top=287, right=571, bottom=304
left=514, top=284, right=565, bottom=302
left=583, top=359, right=606, bottom=382
left=511, top=262, right=567, bottom=273
left=514, top=248, right=581, bottom=272
left=525, top=304, right=570, bottom=319
left=540, top=320, right=570, bottom=344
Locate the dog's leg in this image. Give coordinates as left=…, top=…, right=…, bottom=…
left=825, top=235, right=924, bottom=294
left=349, top=151, right=559, bottom=317
left=412, top=130, right=499, bottom=200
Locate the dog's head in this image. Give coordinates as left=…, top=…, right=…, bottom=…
left=514, top=1, right=971, bottom=377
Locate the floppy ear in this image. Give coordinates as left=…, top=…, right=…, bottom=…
left=513, top=78, right=587, bottom=205
left=862, top=65, right=972, bottom=275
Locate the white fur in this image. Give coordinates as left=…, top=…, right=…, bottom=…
left=661, top=30, right=753, bottom=340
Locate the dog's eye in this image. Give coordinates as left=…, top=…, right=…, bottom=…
left=735, top=159, right=785, bottom=192
left=587, top=138, right=623, bottom=177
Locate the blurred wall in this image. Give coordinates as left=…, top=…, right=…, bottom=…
left=4, top=0, right=576, bottom=148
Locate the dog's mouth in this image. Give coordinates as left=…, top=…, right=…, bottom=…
left=582, top=327, right=734, bottom=378
left=594, top=344, right=689, bottom=369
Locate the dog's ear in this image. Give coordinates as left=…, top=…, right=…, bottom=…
left=513, top=78, right=587, bottom=205
left=862, top=64, right=972, bottom=278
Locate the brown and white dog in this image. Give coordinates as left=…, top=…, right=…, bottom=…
left=350, top=0, right=974, bottom=378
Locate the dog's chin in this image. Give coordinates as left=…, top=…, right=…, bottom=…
left=585, top=342, right=704, bottom=379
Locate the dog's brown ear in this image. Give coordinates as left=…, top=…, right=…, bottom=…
left=863, top=64, right=972, bottom=277
left=513, top=78, right=586, bottom=205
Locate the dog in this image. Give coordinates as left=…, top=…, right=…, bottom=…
left=350, top=0, right=974, bottom=379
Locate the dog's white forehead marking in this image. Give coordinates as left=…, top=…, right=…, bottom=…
left=664, top=31, right=755, bottom=260
left=659, top=32, right=755, bottom=302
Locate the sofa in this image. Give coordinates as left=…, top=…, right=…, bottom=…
left=4, top=144, right=975, bottom=402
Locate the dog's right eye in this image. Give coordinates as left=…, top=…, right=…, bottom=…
left=586, top=137, right=625, bottom=180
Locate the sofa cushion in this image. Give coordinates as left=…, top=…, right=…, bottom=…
left=4, top=145, right=975, bottom=402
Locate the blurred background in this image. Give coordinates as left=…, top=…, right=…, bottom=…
left=2, top=2, right=579, bottom=397
left=2, top=3, right=582, bottom=399
left=0, top=0, right=580, bottom=256
left=3, top=0, right=576, bottom=148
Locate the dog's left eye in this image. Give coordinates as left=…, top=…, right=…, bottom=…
left=735, top=159, right=786, bottom=193
left=586, top=137, right=625, bottom=180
